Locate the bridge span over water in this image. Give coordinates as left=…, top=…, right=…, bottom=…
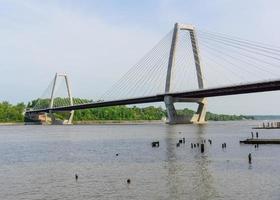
left=25, top=23, right=280, bottom=125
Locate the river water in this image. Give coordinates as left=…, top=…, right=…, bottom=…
left=0, top=121, right=280, bottom=200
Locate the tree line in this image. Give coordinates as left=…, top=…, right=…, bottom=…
left=0, top=101, right=25, bottom=122
left=0, top=99, right=254, bottom=123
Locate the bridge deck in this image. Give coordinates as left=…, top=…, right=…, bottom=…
left=27, top=79, right=280, bottom=113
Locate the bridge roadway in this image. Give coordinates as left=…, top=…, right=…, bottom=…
left=27, top=79, right=280, bottom=114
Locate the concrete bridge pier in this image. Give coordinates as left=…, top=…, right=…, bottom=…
left=48, top=111, right=74, bottom=125
left=190, top=98, right=207, bottom=124
left=24, top=111, right=74, bottom=125
left=164, top=96, right=177, bottom=124
left=164, top=96, right=207, bottom=124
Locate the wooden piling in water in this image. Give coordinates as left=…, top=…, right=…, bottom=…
left=201, top=143, right=204, bottom=153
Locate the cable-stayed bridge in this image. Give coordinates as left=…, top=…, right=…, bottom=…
left=25, top=23, right=280, bottom=125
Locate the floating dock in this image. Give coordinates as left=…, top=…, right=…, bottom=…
left=240, top=139, right=280, bottom=144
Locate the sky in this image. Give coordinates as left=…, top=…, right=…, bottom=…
left=1, top=0, right=280, bottom=115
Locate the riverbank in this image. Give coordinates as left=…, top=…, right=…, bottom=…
left=0, top=122, right=24, bottom=126
left=73, top=119, right=253, bottom=125
left=1, top=119, right=254, bottom=126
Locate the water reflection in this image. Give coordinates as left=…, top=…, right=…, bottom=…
left=193, top=126, right=218, bottom=199
left=164, top=125, right=218, bottom=199
left=164, top=125, right=180, bottom=199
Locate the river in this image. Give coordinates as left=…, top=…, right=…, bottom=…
left=0, top=121, right=280, bottom=199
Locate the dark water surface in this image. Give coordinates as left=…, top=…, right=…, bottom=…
left=0, top=121, right=280, bottom=200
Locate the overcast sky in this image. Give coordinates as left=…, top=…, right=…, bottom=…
left=1, top=0, right=280, bottom=115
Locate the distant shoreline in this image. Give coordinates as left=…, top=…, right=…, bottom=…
left=73, top=120, right=164, bottom=125
left=1, top=118, right=280, bottom=126
left=0, top=119, right=251, bottom=126
left=0, top=122, right=24, bottom=126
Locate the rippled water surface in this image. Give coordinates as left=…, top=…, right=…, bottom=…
left=1, top=121, right=280, bottom=200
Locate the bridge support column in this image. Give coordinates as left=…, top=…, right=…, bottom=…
left=164, top=96, right=207, bottom=124
left=190, top=98, right=207, bottom=124
left=164, top=96, right=177, bottom=124
left=48, top=111, right=74, bottom=125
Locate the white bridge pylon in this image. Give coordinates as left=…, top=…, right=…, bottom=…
left=164, top=23, right=207, bottom=124
left=49, top=73, right=74, bottom=124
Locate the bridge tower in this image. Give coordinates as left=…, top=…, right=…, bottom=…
left=48, top=73, right=74, bottom=125
left=164, top=23, right=207, bottom=124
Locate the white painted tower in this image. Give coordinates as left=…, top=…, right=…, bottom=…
left=164, top=23, right=207, bottom=124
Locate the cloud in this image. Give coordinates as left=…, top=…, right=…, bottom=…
left=0, top=0, right=162, bottom=103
